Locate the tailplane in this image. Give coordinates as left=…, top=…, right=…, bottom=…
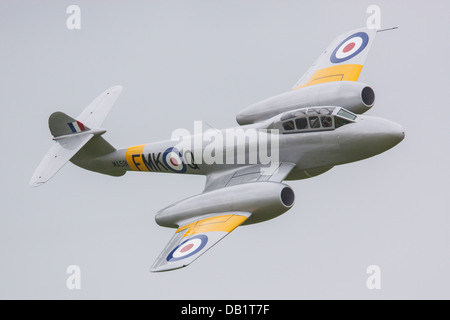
left=30, top=85, right=125, bottom=187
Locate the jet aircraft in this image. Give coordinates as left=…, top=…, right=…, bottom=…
left=30, top=27, right=404, bottom=272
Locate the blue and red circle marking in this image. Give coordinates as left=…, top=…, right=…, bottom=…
left=330, top=32, right=369, bottom=64
left=162, top=147, right=187, bottom=173
left=166, top=235, right=208, bottom=262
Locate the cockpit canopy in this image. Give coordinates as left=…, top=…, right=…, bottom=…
left=269, top=106, right=357, bottom=134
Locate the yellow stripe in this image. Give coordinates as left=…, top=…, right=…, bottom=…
left=293, top=64, right=363, bottom=89
left=177, top=214, right=248, bottom=238
left=125, top=144, right=149, bottom=171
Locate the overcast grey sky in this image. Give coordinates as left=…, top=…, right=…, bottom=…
left=0, top=0, right=449, bottom=299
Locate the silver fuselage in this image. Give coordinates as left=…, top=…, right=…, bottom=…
left=88, top=113, right=404, bottom=180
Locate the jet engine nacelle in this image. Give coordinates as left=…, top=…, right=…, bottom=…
left=236, top=81, right=375, bottom=125
left=155, top=182, right=295, bottom=228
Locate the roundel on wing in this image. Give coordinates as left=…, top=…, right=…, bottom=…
left=162, top=147, right=187, bottom=173
left=166, top=235, right=208, bottom=262
left=330, top=32, right=369, bottom=64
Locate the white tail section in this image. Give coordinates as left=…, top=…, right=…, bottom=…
left=29, top=134, right=95, bottom=187
left=29, top=85, right=123, bottom=187
left=76, top=85, right=123, bottom=128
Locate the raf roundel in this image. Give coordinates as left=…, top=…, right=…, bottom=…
left=162, top=147, right=187, bottom=173
left=330, top=32, right=369, bottom=64
left=167, top=235, right=208, bottom=262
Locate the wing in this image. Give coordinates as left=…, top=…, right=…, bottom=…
left=292, top=27, right=377, bottom=90
left=151, top=163, right=295, bottom=272
left=151, top=212, right=250, bottom=272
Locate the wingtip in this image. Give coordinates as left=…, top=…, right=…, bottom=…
left=150, top=264, right=187, bottom=273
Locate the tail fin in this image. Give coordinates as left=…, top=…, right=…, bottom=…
left=30, top=85, right=124, bottom=187
left=49, top=112, right=90, bottom=138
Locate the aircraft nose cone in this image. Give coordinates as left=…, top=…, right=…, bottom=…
left=351, top=117, right=405, bottom=157
left=334, top=116, right=404, bottom=163
left=385, top=122, right=405, bottom=147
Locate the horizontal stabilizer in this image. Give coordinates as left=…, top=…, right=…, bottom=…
left=30, top=85, right=123, bottom=187
left=76, top=85, right=122, bottom=128
left=29, top=134, right=94, bottom=187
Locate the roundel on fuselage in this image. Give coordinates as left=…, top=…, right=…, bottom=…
left=162, top=147, right=187, bottom=173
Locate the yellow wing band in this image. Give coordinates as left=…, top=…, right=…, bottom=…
left=177, top=214, right=249, bottom=238
left=293, top=64, right=363, bottom=89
